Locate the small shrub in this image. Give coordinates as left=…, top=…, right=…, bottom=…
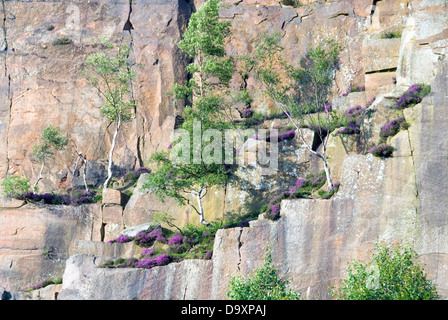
left=263, top=172, right=327, bottom=221
left=227, top=248, right=301, bottom=300
left=123, top=167, right=151, bottom=183
left=45, top=24, right=55, bottom=31
left=334, top=105, right=365, bottom=135
left=369, top=144, right=395, bottom=158
left=52, top=37, right=73, bottom=45
left=241, top=107, right=253, bottom=118
left=379, top=30, right=402, bottom=39
left=168, top=233, right=185, bottom=253
left=1, top=175, right=31, bottom=197
left=380, top=117, right=407, bottom=141
left=397, top=83, right=431, bottom=109
left=319, top=182, right=340, bottom=199
left=280, top=0, right=301, bottom=7
left=331, top=242, right=439, bottom=300
left=8, top=189, right=96, bottom=206
left=21, top=277, right=62, bottom=292
left=341, top=85, right=365, bottom=97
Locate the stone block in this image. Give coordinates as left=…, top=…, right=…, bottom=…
left=102, top=188, right=122, bottom=206
left=102, top=205, right=123, bottom=225
left=362, top=38, right=401, bottom=73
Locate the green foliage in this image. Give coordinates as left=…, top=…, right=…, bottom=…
left=248, top=31, right=340, bottom=116
left=52, top=37, right=72, bottom=45
left=42, top=125, right=69, bottom=150
left=143, top=0, right=235, bottom=224
left=331, top=242, right=439, bottom=300
left=32, top=144, right=53, bottom=164
left=227, top=248, right=301, bottom=300
left=280, top=0, right=301, bottom=7
left=288, top=40, right=341, bottom=114
left=1, top=175, right=31, bottom=197
left=32, top=125, right=68, bottom=164
left=175, top=0, right=234, bottom=106
left=83, top=38, right=135, bottom=123
left=142, top=149, right=231, bottom=207
left=379, top=30, right=402, bottom=39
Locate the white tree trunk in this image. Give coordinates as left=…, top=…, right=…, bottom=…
left=82, top=158, right=89, bottom=192
left=196, top=186, right=211, bottom=226
left=33, top=162, right=45, bottom=191
left=103, top=119, right=121, bottom=189
left=322, top=158, right=334, bottom=191
left=271, top=95, right=335, bottom=192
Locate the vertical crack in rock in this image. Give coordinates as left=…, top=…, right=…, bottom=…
left=370, top=0, right=379, bottom=24
left=123, top=0, right=143, bottom=168
left=405, top=122, right=419, bottom=200
left=236, top=228, right=243, bottom=272
left=182, top=263, right=193, bottom=300
left=123, top=0, right=134, bottom=32
left=1, top=0, right=7, bottom=52
left=1, top=0, right=11, bottom=175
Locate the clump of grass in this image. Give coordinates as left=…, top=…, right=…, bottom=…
left=379, top=30, right=402, bottom=39
left=52, top=37, right=73, bottom=46
left=280, top=0, right=301, bottom=7
left=20, top=278, right=62, bottom=292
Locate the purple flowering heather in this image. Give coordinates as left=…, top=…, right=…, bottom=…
left=336, top=105, right=366, bottom=135
left=108, top=234, right=131, bottom=243
left=135, top=254, right=170, bottom=269
left=341, top=88, right=351, bottom=97
left=369, top=144, right=395, bottom=158
left=155, top=254, right=170, bottom=266
left=397, top=83, right=430, bottom=109
left=168, top=233, right=183, bottom=245
left=149, top=228, right=167, bottom=243
left=203, top=250, right=213, bottom=260
left=380, top=117, right=405, bottom=140
left=134, top=232, right=155, bottom=246
left=168, top=233, right=184, bottom=252
left=135, top=258, right=157, bottom=269
left=141, top=248, right=155, bottom=257
left=324, top=104, right=332, bottom=113
left=241, top=107, right=253, bottom=118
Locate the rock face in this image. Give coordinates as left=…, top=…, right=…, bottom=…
left=2, top=0, right=448, bottom=301
left=0, top=203, right=98, bottom=291
left=0, top=0, right=190, bottom=191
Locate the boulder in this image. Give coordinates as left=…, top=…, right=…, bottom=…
left=120, top=222, right=161, bottom=238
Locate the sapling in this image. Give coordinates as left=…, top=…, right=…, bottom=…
left=82, top=37, right=136, bottom=189
left=247, top=33, right=341, bottom=191
left=32, top=125, right=68, bottom=191
left=143, top=0, right=234, bottom=225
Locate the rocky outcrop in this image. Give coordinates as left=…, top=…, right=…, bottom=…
left=2, top=0, right=448, bottom=301
left=0, top=203, right=98, bottom=291
left=0, top=0, right=190, bottom=191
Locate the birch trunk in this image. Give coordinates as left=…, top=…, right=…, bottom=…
left=103, top=119, right=121, bottom=189
left=196, top=186, right=211, bottom=226
left=82, top=158, right=89, bottom=192
left=270, top=94, right=334, bottom=191
left=33, top=162, right=45, bottom=191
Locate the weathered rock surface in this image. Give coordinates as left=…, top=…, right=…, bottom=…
left=0, top=0, right=191, bottom=191
left=0, top=203, right=98, bottom=291
left=2, top=0, right=448, bottom=301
